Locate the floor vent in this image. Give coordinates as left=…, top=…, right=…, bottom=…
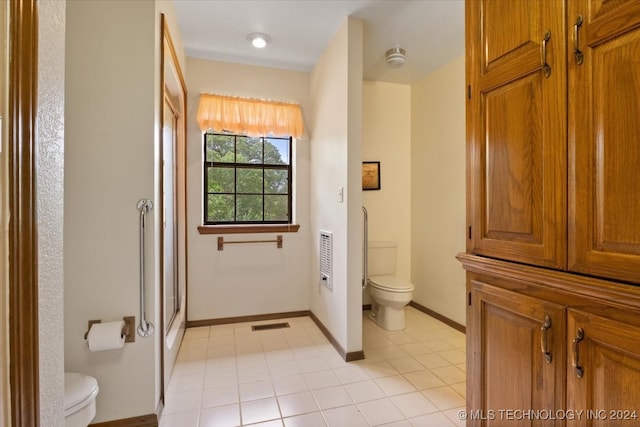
left=251, top=322, right=290, bottom=331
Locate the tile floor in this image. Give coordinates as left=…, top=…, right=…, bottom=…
left=160, top=306, right=466, bottom=427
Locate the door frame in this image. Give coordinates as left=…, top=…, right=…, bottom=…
left=7, top=0, right=40, bottom=425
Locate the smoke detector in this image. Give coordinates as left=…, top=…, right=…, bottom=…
left=385, top=47, right=406, bottom=68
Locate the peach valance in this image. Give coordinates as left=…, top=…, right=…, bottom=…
left=196, top=93, right=304, bottom=138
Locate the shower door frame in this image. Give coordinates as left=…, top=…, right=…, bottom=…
left=159, top=14, right=188, bottom=407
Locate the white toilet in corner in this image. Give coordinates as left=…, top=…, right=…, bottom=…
left=367, top=241, right=414, bottom=331
left=64, top=372, right=99, bottom=427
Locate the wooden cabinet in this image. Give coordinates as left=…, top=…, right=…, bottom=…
left=566, top=309, right=640, bottom=427
left=568, top=0, right=640, bottom=283
left=463, top=2, right=640, bottom=422
left=460, top=256, right=640, bottom=427
left=469, top=281, right=565, bottom=426
left=467, top=0, right=640, bottom=277
left=466, top=0, right=567, bottom=269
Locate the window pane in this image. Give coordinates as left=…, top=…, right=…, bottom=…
left=264, top=138, right=289, bottom=165
left=265, top=195, right=288, bottom=221
left=236, top=136, right=262, bottom=164
left=207, top=194, right=234, bottom=222
left=206, top=134, right=235, bottom=162
left=236, top=195, right=263, bottom=221
left=264, top=169, right=288, bottom=194
left=236, top=168, right=263, bottom=194
left=208, top=167, right=234, bottom=193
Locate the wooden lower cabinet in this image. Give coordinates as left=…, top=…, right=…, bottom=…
left=461, top=255, right=640, bottom=427
left=469, top=281, right=565, bottom=426
left=566, top=310, right=640, bottom=427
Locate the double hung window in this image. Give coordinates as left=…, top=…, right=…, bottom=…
left=204, top=133, right=292, bottom=225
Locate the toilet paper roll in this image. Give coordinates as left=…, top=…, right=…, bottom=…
left=87, top=320, right=126, bottom=351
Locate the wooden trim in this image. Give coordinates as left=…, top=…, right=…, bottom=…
left=8, top=1, right=40, bottom=426
left=187, top=311, right=365, bottom=362
left=308, top=312, right=365, bottom=362
left=456, top=253, right=640, bottom=311
left=90, top=413, right=158, bottom=427
left=198, top=223, right=300, bottom=235
left=408, top=301, right=466, bottom=334
left=186, top=310, right=310, bottom=328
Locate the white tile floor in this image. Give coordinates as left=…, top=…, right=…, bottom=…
left=160, top=306, right=466, bottom=427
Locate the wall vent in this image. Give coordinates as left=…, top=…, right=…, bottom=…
left=319, top=231, right=333, bottom=289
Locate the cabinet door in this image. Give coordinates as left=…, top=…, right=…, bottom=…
left=568, top=0, right=640, bottom=283
left=566, top=309, right=640, bottom=426
left=466, top=0, right=567, bottom=268
left=469, top=281, right=565, bottom=426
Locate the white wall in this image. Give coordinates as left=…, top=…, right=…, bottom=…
left=64, top=1, right=161, bottom=422
left=185, top=58, right=311, bottom=321
left=362, top=81, right=412, bottom=289
left=410, top=55, right=466, bottom=326
left=309, top=17, right=363, bottom=355
left=37, top=1, right=66, bottom=425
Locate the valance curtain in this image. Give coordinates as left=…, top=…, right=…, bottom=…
left=196, top=93, right=304, bottom=138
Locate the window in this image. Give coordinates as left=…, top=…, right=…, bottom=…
left=204, top=133, right=292, bottom=224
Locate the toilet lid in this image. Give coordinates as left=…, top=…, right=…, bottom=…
left=64, top=372, right=99, bottom=415
left=368, top=275, right=414, bottom=292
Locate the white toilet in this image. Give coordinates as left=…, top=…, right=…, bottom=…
left=64, top=372, right=99, bottom=427
left=367, top=241, right=414, bottom=330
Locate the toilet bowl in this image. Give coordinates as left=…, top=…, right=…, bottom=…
left=64, top=372, right=99, bottom=427
left=368, top=275, right=414, bottom=330
left=366, top=241, right=414, bottom=330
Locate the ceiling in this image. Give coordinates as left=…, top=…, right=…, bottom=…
left=173, top=0, right=465, bottom=85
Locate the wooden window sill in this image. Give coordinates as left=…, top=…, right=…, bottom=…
left=198, top=224, right=300, bottom=235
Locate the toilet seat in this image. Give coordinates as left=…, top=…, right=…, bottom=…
left=369, top=275, right=414, bottom=292
left=64, top=372, right=99, bottom=417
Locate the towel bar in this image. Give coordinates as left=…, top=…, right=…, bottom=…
left=218, top=235, right=283, bottom=250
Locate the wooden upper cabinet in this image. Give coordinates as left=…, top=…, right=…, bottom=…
left=466, top=0, right=567, bottom=269
left=568, top=0, right=640, bottom=283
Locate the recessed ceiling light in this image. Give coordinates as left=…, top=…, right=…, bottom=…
left=248, top=33, right=271, bottom=49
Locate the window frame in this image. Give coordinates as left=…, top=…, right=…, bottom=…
left=202, top=132, right=293, bottom=226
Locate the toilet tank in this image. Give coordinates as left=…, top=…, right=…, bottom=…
left=367, top=241, right=397, bottom=277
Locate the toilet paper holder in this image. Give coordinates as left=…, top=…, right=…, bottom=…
left=84, top=316, right=136, bottom=343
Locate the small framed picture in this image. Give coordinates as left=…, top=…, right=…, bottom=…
left=362, top=161, right=381, bottom=191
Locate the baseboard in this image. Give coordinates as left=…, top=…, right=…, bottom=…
left=90, top=414, right=158, bottom=427
left=186, top=310, right=366, bottom=362
left=308, top=312, right=365, bottom=362
left=409, top=301, right=466, bottom=333
left=186, top=310, right=311, bottom=328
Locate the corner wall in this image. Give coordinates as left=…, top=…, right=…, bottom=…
left=309, top=17, right=363, bottom=355
left=410, top=55, right=466, bottom=326
left=37, top=1, right=66, bottom=425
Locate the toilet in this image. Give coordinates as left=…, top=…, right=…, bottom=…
left=64, top=372, right=99, bottom=427
left=367, top=241, right=414, bottom=330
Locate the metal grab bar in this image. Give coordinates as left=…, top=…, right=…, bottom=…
left=136, top=199, right=154, bottom=337
left=362, top=206, right=368, bottom=289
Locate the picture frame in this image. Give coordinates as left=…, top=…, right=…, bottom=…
left=362, top=161, right=381, bottom=191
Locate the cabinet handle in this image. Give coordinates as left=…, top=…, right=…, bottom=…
left=573, top=15, right=584, bottom=65
left=572, top=328, right=585, bottom=378
left=540, top=316, right=552, bottom=363
left=541, top=31, right=552, bottom=77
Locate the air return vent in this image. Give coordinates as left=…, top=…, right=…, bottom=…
left=320, top=231, right=333, bottom=289
left=251, top=322, right=290, bottom=331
